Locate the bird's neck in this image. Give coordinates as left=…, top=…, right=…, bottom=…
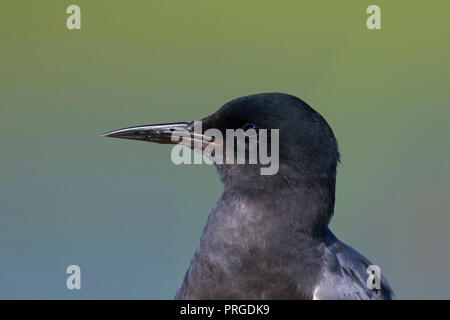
left=219, top=172, right=336, bottom=237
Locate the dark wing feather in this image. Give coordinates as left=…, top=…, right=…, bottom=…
left=313, top=229, right=394, bottom=300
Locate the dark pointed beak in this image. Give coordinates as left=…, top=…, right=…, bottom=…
left=102, top=121, right=218, bottom=148
left=102, top=122, right=194, bottom=144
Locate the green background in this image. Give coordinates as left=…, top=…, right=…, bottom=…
left=1, top=1, right=449, bottom=299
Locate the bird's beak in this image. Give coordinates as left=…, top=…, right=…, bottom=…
left=102, top=121, right=214, bottom=148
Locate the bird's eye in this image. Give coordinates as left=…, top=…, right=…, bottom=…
left=243, top=124, right=259, bottom=133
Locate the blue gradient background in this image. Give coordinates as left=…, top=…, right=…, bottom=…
left=0, top=1, right=449, bottom=299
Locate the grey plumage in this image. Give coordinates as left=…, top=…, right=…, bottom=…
left=175, top=183, right=393, bottom=300
left=104, top=92, right=394, bottom=300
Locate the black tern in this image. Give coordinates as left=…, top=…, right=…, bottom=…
left=103, top=92, right=394, bottom=300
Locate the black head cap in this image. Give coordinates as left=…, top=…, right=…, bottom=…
left=202, top=92, right=340, bottom=190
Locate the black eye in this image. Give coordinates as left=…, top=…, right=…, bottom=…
left=243, top=123, right=259, bottom=132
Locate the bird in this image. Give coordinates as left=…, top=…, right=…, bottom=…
left=103, top=92, right=394, bottom=300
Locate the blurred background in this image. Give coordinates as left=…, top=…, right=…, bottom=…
left=1, top=1, right=449, bottom=299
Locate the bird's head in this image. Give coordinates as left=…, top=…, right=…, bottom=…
left=103, top=93, right=340, bottom=193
